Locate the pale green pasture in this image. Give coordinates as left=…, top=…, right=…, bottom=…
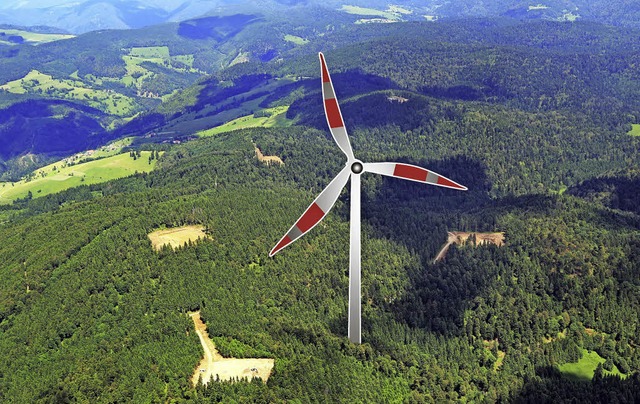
left=558, top=349, right=627, bottom=381
left=284, top=35, right=309, bottom=45
left=0, top=29, right=74, bottom=44
left=340, top=5, right=400, bottom=20
left=0, top=70, right=137, bottom=116
left=196, top=106, right=292, bottom=137
left=0, top=152, right=159, bottom=204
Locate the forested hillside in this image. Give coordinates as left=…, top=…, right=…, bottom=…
left=0, top=16, right=639, bottom=403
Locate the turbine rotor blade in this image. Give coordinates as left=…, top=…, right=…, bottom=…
left=270, top=166, right=351, bottom=256
left=319, top=52, right=355, bottom=162
left=364, top=162, right=467, bottom=191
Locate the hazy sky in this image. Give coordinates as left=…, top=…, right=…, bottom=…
left=0, top=1, right=218, bottom=10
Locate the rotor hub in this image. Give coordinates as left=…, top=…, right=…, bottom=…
left=351, top=161, right=363, bottom=174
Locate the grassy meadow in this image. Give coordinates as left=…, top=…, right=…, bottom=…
left=0, top=70, right=137, bottom=116
left=196, top=106, right=292, bottom=137
left=558, top=349, right=627, bottom=381
left=284, top=34, right=309, bottom=45
left=0, top=151, right=159, bottom=204
left=0, top=29, right=74, bottom=45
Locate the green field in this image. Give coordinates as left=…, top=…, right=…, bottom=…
left=340, top=5, right=401, bottom=20
left=0, top=70, right=137, bottom=116
left=629, top=124, right=640, bottom=136
left=284, top=34, right=309, bottom=45
left=196, top=106, right=292, bottom=137
left=114, top=46, right=201, bottom=89
left=558, top=349, right=627, bottom=381
left=0, top=151, right=159, bottom=204
left=0, top=29, right=74, bottom=45
left=63, top=137, right=135, bottom=163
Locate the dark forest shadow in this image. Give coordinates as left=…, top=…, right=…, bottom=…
left=514, top=366, right=640, bottom=403
left=354, top=156, right=494, bottom=337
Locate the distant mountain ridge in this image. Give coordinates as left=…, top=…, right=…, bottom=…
left=0, top=0, right=226, bottom=34
left=2, top=0, right=640, bottom=33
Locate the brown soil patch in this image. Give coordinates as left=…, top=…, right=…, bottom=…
left=434, top=232, right=505, bottom=263
left=148, top=225, right=209, bottom=251
left=584, top=328, right=597, bottom=336
left=189, top=312, right=274, bottom=386
left=255, top=146, right=283, bottom=166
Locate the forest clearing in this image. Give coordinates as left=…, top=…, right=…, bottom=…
left=434, top=232, right=505, bottom=263
left=189, top=312, right=274, bottom=386
left=559, top=349, right=627, bottom=380
left=147, top=225, right=209, bottom=250
left=254, top=146, right=284, bottom=166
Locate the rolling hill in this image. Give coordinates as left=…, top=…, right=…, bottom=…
left=0, top=6, right=354, bottom=176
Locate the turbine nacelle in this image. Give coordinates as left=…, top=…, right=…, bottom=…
left=350, top=161, right=364, bottom=175
left=270, top=52, right=467, bottom=343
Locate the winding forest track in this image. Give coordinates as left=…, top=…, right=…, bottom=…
left=189, top=311, right=274, bottom=386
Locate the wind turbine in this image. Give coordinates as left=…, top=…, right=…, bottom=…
left=269, top=53, right=467, bottom=344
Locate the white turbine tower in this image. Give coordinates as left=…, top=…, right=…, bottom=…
left=270, top=52, right=467, bottom=344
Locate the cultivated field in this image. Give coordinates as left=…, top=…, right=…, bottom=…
left=148, top=225, right=209, bottom=251
left=0, top=151, right=158, bottom=204
left=189, top=312, right=274, bottom=386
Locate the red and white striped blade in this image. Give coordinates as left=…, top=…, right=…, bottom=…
left=364, top=162, right=467, bottom=190
left=270, top=166, right=351, bottom=256
left=319, top=52, right=354, bottom=162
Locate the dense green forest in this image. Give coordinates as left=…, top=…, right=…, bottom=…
left=1, top=16, right=640, bottom=403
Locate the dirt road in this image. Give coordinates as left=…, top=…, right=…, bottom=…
left=433, top=232, right=505, bottom=263
left=189, top=312, right=274, bottom=386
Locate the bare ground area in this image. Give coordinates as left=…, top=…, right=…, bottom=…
left=434, top=232, right=505, bottom=263
left=189, top=312, right=274, bottom=386
left=147, top=225, right=209, bottom=251
left=255, top=146, right=284, bottom=166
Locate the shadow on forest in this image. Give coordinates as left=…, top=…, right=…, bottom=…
left=178, top=14, right=263, bottom=41
left=513, top=366, right=640, bottom=403
left=287, top=70, right=401, bottom=130
left=355, top=155, right=495, bottom=337
left=569, top=174, right=640, bottom=216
